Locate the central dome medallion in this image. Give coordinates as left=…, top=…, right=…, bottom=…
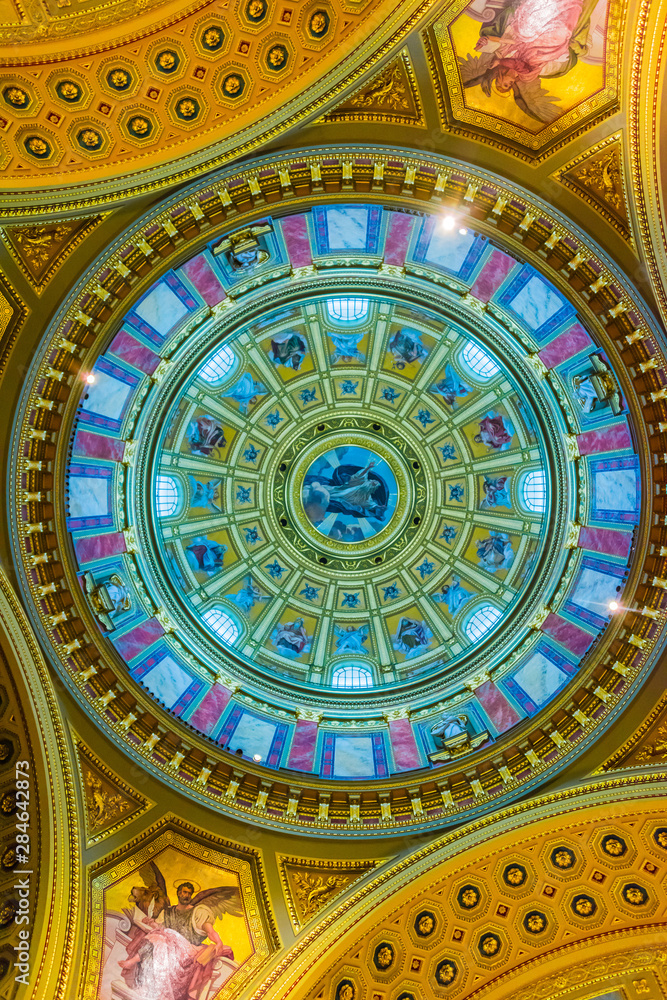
left=147, top=291, right=556, bottom=689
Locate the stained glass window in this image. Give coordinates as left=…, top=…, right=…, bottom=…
left=332, top=663, right=373, bottom=688
left=461, top=342, right=500, bottom=380
left=521, top=469, right=547, bottom=513
left=198, top=343, right=236, bottom=384
left=202, top=607, right=240, bottom=644
left=465, top=605, right=502, bottom=642
left=327, top=298, right=369, bottom=324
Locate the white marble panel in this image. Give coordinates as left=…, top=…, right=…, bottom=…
left=333, top=735, right=375, bottom=777
left=326, top=207, right=369, bottom=250
left=510, top=275, right=565, bottom=330
left=594, top=469, right=637, bottom=511
left=68, top=476, right=109, bottom=519
left=513, top=652, right=568, bottom=706
left=143, top=655, right=192, bottom=708
left=425, top=229, right=475, bottom=272
left=135, top=281, right=189, bottom=335
left=232, top=713, right=276, bottom=760
left=571, top=567, right=620, bottom=615
left=83, top=370, right=132, bottom=420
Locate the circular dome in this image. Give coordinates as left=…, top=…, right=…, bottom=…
left=144, top=294, right=557, bottom=693
left=12, top=147, right=662, bottom=835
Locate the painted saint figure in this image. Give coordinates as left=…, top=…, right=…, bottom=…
left=387, top=328, right=429, bottom=370
left=432, top=575, right=474, bottom=614
left=185, top=414, right=226, bottom=458
left=430, top=364, right=472, bottom=407
left=480, top=474, right=512, bottom=509
left=269, top=331, right=308, bottom=371
left=271, top=618, right=311, bottom=658
left=185, top=536, right=227, bottom=576
left=476, top=531, right=515, bottom=573
left=392, top=617, right=433, bottom=658
left=474, top=411, right=514, bottom=450
left=222, top=373, right=268, bottom=414
left=303, top=460, right=386, bottom=523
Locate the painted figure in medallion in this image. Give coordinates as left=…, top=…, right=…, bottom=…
left=458, top=0, right=606, bottom=123
left=476, top=531, right=515, bottom=573
left=186, top=415, right=226, bottom=458
left=430, top=364, right=472, bottom=407
left=480, top=475, right=512, bottom=509
left=185, top=537, right=227, bottom=576
left=113, top=861, right=241, bottom=1000
left=387, top=328, right=429, bottom=369
left=271, top=618, right=311, bottom=658
left=269, top=331, right=308, bottom=371
left=302, top=447, right=397, bottom=541
left=392, top=617, right=433, bottom=657
left=432, top=575, right=474, bottom=614
left=474, top=411, right=514, bottom=450
left=222, top=373, right=268, bottom=414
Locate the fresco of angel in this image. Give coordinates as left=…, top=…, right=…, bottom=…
left=474, top=411, right=514, bottom=450
left=227, top=576, right=269, bottom=614
left=188, top=477, right=222, bottom=514
left=429, top=364, right=472, bottom=408
left=387, top=328, right=429, bottom=370
left=432, top=575, right=474, bottom=614
left=222, top=373, right=267, bottom=414
left=333, top=623, right=369, bottom=654
left=106, top=860, right=242, bottom=1000
left=329, top=331, right=365, bottom=365
left=185, top=414, right=227, bottom=459
left=476, top=531, right=515, bottom=573
left=269, top=331, right=309, bottom=371
left=458, top=0, right=605, bottom=124
left=392, top=617, right=433, bottom=658
left=480, top=474, right=512, bottom=509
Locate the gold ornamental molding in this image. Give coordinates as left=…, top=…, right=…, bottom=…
left=7, top=146, right=667, bottom=838
left=277, top=855, right=387, bottom=932
left=316, top=49, right=425, bottom=127
left=0, top=215, right=106, bottom=295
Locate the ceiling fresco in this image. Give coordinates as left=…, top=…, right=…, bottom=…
left=9, top=146, right=666, bottom=838
left=425, top=0, right=622, bottom=157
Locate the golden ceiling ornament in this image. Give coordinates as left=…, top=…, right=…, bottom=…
left=597, top=690, right=667, bottom=772
left=554, top=132, right=636, bottom=249
left=0, top=214, right=103, bottom=293
left=72, top=731, right=154, bottom=845
left=0, top=269, right=26, bottom=378
left=0, top=0, right=442, bottom=212
left=318, top=49, right=424, bottom=126
left=278, top=855, right=386, bottom=932
left=6, top=147, right=666, bottom=838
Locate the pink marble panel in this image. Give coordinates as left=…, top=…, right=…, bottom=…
left=577, top=423, right=632, bottom=455
left=280, top=214, right=312, bottom=267
left=474, top=681, right=522, bottom=733
left=578, top=525, right=632, bottom=558
left=388, top=717, right=421, bottom=770
left=113, top=618, right=165, bottom=662
left=179, top=255, right=226, bottom=306
left=109, top=329, right=161, bottom=374
left=189, top=683, right=233, bottom=735
left=469, top=249, right=515, bottom=302
left=538, top=322, right=593, bottom=369
left=73, top=430, right=125, bottom=462
left=541, top=613, right=594, bottom=657
left=384, top=213, right=415, bottom=266
left=74, top=531, right=126, bottom=565
left=287, top=719, right=318, bottom=771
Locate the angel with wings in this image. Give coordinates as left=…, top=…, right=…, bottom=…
left=116, top=859, right=242, bottom=1000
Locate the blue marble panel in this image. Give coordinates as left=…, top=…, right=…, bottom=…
left=141, top=654, right=193, bottom=709
left=312, top=205, right=382, bottom=255
left=510, top=652, right=569, bottom=708
left=134, top=280, right=189, bottom=336
left=230, top=712, right=277, bottom=760
left=499, top=267, right=574, bottom=339
left=590, top=456, right=640, bottom=526
left=82, top=370, right=133, bottom=421
left=425, top=229, right=475, bottom=271
left=333, top=735, right=376, bottom=776
left=565, top=556, right=626, bottom=628
left=68, top=475, right=109, bottom=519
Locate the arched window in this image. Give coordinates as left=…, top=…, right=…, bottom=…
left=326, top=298, right=369, bottom=324
left=202, top=606, right=240, bottom=645
left=198, top=343, right=236, bottom=384
left=155, top=475, right=181, bottom=518
left=464, top=604, right=502, bottom=642
left=521, top=469, right=547, bottom=513
left=461, top=341, right=500, bottom=380
left=332, top=663, right=373, bottom=688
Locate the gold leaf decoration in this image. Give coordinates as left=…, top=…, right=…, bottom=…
left=597, top=692, right=667, bottom=772
left=73, top=733, right=153, bottom=845
left=1, top=215, right=103, bottom=293
left=555, top=134, right=634, bottom=247
left=278, top=855, right=386, bottom=932
left=319, top=50, right=424, bottom=126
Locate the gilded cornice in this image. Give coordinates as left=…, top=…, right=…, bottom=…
left=7, top=146, right=667, bottom=838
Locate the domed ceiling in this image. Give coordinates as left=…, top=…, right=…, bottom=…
left=9, top=147, right=663, bottom=836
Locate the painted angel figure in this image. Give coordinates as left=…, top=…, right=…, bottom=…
left=392, top=617, right=433, bottom=658
left=458, top=0, right=602, bottom=123
left=189, top=477, right=222, bottom=513
left=480, top=475, right=512, bottom=510
left=186, top=414, right=227, bottom=459
left=432, top=575, right=474, bottom=614
left=476, top=531, right=515, bottom=573
left=430, top=364, right=472, bottom=408
left=474, top=411, right=514, bottom=450
left=329, top=331, right=365, bottom=365
left=387, top=328, right=429, bottom=370
left=333, top=623, right=369, bottom=654
left=116, top=860, right=242, bottom=1000
left=269, top=331, right=308, bottom=371
left=222, top=373, right=268, bottom=415
left=227, top=576, right=269, bottom=613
